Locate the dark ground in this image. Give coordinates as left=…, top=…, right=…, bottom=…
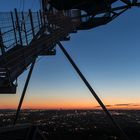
left=0, top=110, right=140, bottom=140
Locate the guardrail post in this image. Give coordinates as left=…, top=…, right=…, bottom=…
left=29, top=9, right=35, bottom=37
left=0, top=29, right=5, bottom=54
left=37, top=12, right=41, bottom=29
left=11, top=11, right=18, bottom=45
left=21, top=12, right=28, bottom=45
left=15, top=8, right=23, bottom=46
left=39, top=10, right=44, bottom=27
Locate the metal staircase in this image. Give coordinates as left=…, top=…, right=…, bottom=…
left=0, top=9, right=79, bottom=93
left=0, top=0, right=139, bottom=94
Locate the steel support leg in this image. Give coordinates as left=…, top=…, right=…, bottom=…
left=58, top=42, right=130, bottom=140
left=13, top=60, right=36, bottom=125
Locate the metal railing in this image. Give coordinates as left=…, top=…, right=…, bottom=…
left=0, top=9, right=42, bottom=54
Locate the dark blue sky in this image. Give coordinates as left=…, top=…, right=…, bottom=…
left=0, top=0, right=40, bottom=11
left=0, top=0, right=140, bottom=109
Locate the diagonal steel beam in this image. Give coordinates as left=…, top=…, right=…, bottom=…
left=58, top=42, right=130, bottom=140
left=13, top=59, right=36, bottom=125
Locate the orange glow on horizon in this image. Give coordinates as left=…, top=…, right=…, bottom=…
left=0, top=95, right=139, bottom=110
left=0, top=98, right=140, bottom=110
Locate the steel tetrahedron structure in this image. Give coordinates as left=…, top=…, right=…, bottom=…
left=0, top=0, right=140, bottom=140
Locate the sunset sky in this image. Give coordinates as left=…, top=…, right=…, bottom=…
left=0, top=0, right=140, bottom=110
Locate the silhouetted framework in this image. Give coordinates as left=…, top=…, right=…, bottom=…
left=0, top=0, right=139, bottom=94
left=0, top=0, right=140, bottom=140
left=46, top=0, right=140, bottom=30
left=0, top=9, right=78, bottom=93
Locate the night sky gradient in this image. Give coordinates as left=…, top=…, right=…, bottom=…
left=0, top=0, right=140, bottom=109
